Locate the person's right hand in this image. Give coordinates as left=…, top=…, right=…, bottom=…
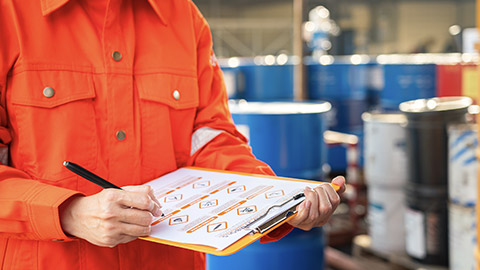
left=60, top=185, right=162, bottom=247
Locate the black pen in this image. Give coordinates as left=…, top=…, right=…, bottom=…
left=63, top=161, right=121, bottom=189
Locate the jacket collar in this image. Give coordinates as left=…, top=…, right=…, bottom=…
left=40, top=0, right=169, bottom=25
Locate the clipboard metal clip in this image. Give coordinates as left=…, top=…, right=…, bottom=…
left=245, top=192, right=305, bottom=234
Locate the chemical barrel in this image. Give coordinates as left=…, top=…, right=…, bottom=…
left=448, top=124, right=478, bottom=206
left=237, top=63, right=294, bottom=101
left=447, top=124, right=477, bottom=270
left=207, top=228, right=325, bottom=270
left=363, top=112, right=407, bottom=185
left=400, top=97, right=472, bottom=186
left=229, top=100, right=331, bottom=180
left=381, top=64, right=437, bottom=111
left=362, top=112, right=407, bottom=253
left=306, top=59, right=369, bottom=132
left=404, top=185, right=449, bottom=266
left=221, top=66, right=245, bottom=100
left=448, top=203, right=476, bottom=270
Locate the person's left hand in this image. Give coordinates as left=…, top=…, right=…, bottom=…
left=287, top=176, right=346, bottom=230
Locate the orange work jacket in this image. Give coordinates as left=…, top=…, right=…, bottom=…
left=0, top=0, right=291, bottom=269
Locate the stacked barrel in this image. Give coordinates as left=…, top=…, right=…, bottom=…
left=362, top=112, right=408, bottom=254
left=448, top=123, right=478, bottom=270
left=208, top=57, right=331, bottom=270
left=400, top=97, right=472, bottom=266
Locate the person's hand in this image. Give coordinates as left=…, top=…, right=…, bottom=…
left=287, top=176, right=345, bottom=230
left=60, top=185, right=162, bottom=247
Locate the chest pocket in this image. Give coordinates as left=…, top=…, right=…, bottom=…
left=8, top=70, right=98, bottom=184
left=135, top=73, right=198, bottom=173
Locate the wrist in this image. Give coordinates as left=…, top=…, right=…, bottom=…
left=59, top=194, right=84, bottom=237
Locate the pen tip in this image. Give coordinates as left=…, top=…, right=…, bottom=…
left=63, top=161, right=68, bottom=166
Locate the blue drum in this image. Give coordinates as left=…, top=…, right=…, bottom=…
left=207, top=228, right=325, bottom=270
left=229, top=100, right=331, bottom=180
left=381, top=64, right=437, bottom=111
left=237, top=63, right=294, bottom=101
left=306, top=59, right=369, bottom=132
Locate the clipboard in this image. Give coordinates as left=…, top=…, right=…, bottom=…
left=140, top=167, right=340, bottom=256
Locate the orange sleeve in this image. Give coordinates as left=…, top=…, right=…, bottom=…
left=0, top=6, right=81, bottom=241
left=188, top=2, right=293, bottom=242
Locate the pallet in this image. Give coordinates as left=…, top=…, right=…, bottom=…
left=351, top=235, right=448, bottom=270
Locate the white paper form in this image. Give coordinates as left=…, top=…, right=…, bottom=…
left=146, top=168, right=319, bottom=251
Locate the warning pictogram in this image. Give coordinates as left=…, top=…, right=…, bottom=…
left=199, top=199, right=218, bottom=209
left=227, top=185, right=246, bottom=194
left=169, top=215, right=189, bottom=225
left=164, top=194, right=183, bottom=203
left=237, top=205, right=257, bottom=215
left=193, top=181, right=211, bottom=189
left=207, top=221, right=227, bottom=233
left=265, top=190, right=284, bottom=199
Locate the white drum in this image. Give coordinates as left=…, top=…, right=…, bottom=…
left=448, top=124, right=477, bottom=206
left=448, top=203, right=476, bottom=270
left=367, top=185, right=406, bottom=254
left=363, top=112, right=408, bottom=187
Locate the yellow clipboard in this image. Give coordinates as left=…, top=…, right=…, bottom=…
left=140, top=167, right=340, bottom=256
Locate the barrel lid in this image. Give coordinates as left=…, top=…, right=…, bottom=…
left=399, top=97, right=472, bottom=114
left=362, top=111, right=406, bottom=124
left=228, top=100, right=331, bottom=115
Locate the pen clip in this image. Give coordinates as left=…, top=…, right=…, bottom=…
left=252, top=204, right=298, bottom=234
left=245, top=192, right=304, bottom=234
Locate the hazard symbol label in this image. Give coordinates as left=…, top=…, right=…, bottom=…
left=227, top=185, right=246, bottom=194
left=207, top=222, right=227, bottom=233
left=237, top=205, right=257, bottom=215
left=265, top=190, right=284, bottom=199
left=193, top=181, right=211, bottom=189
left=199, top=199, right=218, bottom=209
left=169, top=215, right=189, bottom=225
left=164, top=194, right=183, bottom=203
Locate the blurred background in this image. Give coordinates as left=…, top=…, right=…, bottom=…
left=194, top=1, right=479, bottom=270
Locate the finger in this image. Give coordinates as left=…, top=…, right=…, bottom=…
left=145, top=185, right=163, bottom=216
left=331, top=176, right=346, bottom=194
left=119, top=187, right=161, bottom=216
left=124, top=185, right=161, bottom=209
left=119, top=222, right=152, bottom=238
left=289, top=198, right=310, bottom=227
left=119, top=207, right=154, bottom=227
left=322, top=183, right=341, bottom=209
left=313, top=185, right=333, bottom=226
left=305, top=186, right=319, bottom=224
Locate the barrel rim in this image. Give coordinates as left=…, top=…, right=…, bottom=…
left=228, top=100, right=332, bottom=115
left=362, top=112, right=407, bottom=124
left=399, top=97, right=472, bottom=114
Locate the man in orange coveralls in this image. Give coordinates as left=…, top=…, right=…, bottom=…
left=0, top=0, right=345, bottom=269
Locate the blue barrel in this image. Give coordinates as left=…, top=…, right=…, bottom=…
left=381, top=64, right=437, bottom=111
left=229, top=101, right=331, bottom=180
left=220, top=66, right=244, bottom=100
left=307, top=62, right=369, bottom=100
left=237, top=64, right=294, bottom=101
left=306, top=59, right=370, bottom=132
left=207, top=228, right=325, bottom=270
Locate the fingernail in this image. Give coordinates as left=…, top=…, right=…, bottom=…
left=154, top=208, right=162, bottom=217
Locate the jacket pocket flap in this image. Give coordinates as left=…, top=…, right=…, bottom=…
left=10, top=71, right=95, bottom=108
left=136, top=73, right=199, bottom=109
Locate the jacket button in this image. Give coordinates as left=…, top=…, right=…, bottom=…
left=43, top=87, right=55, bottom=98
left=116, top=130, right=126, bottom=141
left=112, top=51, right=123, bottom=62
left=172, top=90, right=180, bottom=100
